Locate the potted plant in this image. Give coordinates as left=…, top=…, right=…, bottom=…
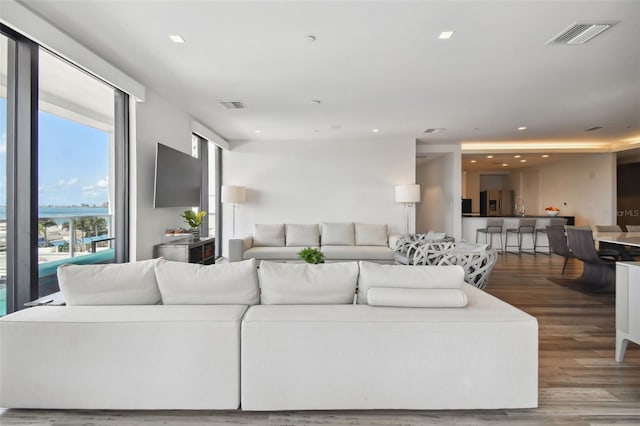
left=298, top=247, right=325, bottom=264
left=181, top=210, right=206, bottom=240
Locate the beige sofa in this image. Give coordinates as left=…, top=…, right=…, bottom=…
left=228, top=222, right=399, bottom=264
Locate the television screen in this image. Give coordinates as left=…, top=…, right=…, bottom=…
left=153, top=143, right=202, bottom=208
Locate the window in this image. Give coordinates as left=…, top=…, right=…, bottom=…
left=37, top=49, right=118, bottom=297
left=0, top=24, right=129, bottom=314
left=0, top=34, right=8, bottom=316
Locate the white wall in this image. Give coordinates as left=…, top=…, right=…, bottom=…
left=221, top=138, right=416, bottom=256
left=531, top=153, right=616, bottom=226
left=132, top=90, right=195, bottom=260
left=416, top=153, right=459, bottom=238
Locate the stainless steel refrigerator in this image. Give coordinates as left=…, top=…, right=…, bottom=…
left=480, top=190, right=513, bottom=216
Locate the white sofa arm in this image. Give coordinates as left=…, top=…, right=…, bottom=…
left=228, top=236, right=253, bottom=263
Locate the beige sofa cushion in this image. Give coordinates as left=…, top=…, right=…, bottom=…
left=243, top=246, right=309, bottom=261
left=253, top=224, right=285, bottom=247
left=286, top=224, right=320, bottom=247
left=355, top=223, right=388, bottom=246
left=321, top=245, right=394, bottom=261
left=321, top=223, right=355, bottom=246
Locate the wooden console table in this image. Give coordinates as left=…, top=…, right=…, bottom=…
left=615, top=262, right=640, bottom=362
left=154, top=237, right=216, bottom=265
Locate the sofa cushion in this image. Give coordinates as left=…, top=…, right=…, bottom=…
left=57, top=259, right=161, bottom=306
left=286, top=224, right=320, bottom=247
left=253, top=224, right=285, bottom=247
left=355, top=223, right=388, bottom=246
left=367, top=287, right=468, bottom=308
left=155, top=258, right=259, bottom=305
left=357, top=261, right=465, bottom=304
left=258, top=261, right=358, bottom=304
left=322, top=245, right=394, bottom=261
left=426, top=230, right=447, bottom=241
left=321, top=222, right=355, bottom=246
left=243, top=246, right=311, bottom=261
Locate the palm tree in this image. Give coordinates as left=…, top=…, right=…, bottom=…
left=38, top=218, right=57, bottom=246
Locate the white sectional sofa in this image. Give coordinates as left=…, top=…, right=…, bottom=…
left=229, top=222, right=399, bottom=264
left=0, top=258, right=538, bottom=410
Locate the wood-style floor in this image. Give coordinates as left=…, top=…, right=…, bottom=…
left=2, top=254, right=639, bottom=425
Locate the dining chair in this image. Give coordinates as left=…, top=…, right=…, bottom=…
left=545, top=225, right=574, bottom=274
left=565, top=227, right=615, bottom=293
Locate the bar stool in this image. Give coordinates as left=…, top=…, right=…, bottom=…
left=476, top=218, right=504, bottom=253
left=534, top=217, right=567, bottom=254
left=504, top=218, right=537, bottom=254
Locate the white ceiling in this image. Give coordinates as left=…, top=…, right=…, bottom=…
left=13, top=0, right=640, bottom=150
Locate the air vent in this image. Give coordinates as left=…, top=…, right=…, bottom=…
left=220, top=101, right=247, bottom=110
left=547, top=22, right=616, bottom=45
left=423, top=128, right=445, bottom=134
left=585, top=126, right=604, bottom=132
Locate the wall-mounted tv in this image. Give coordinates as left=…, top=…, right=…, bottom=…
left=153, top=142, right=202, bottom=208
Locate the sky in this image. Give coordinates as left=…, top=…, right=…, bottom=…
left=0, top=97, right=110, bottom=206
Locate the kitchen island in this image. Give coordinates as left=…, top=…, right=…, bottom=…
left=462, top=215, right=575, bottom=252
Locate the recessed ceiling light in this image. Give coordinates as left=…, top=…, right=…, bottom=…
left=487, top=155, right=494, bottom=159
left=254, top=130, right=261, bottom=134
left=514, top=155, right=521, bottom=158
left=542, top=154, right=550, bottom=158
left=169, top=34, right=185, bottom=43
left=306, top=35, right=317, bottom=43
left=470, top=160, right=477, bottom=163
left=438, top=31, right=454, bottom=40
left=372, top=128, right=379, bottom=133
left=311, top=99, right=321, bottom=105
left=518, top=126, right=527, bottom=131
left=520, top=159, right=527, bottom=163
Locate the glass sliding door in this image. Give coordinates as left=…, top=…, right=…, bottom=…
left=37, top=48, right=117, bottom=296
left=0, top=34, right=8, bottom=315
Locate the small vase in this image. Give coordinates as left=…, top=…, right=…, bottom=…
left=191, top=227, right=200, bottom=240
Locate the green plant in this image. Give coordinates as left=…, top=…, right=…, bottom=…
left=181, top=210, right=207, bottom=228
left=298, top=247, right=325, bottom=264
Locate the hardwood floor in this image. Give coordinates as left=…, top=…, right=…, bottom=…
left=1, top=254, right=639, bottom=425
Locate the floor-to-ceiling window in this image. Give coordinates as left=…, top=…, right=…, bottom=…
left=37, top=49, right=117, bottom=297
left=0, top=23, right=129, bottom=314
left=0, top=34, right=8, bottom=315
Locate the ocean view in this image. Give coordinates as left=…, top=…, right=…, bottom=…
left=0, top=206, right=109, bottom=222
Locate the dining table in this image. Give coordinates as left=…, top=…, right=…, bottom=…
left=595, top=232, right=640, bottom=261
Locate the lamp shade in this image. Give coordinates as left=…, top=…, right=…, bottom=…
left=395, top=184, right=421, bottom=203
left=221, top=185, right=246, bottom=204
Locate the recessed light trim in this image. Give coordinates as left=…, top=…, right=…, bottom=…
left=520, top=159, right=527, bottom=163
left=169, top=34, right=185, bottom=43
left=518, top=126, right=527, bottom=131
left=470, top=160, right=477, bottom=163
left=514, top=155, right=521, bottom=158
left=254, top=130, right=261, bottom=134
left=487, top=155, right=494, bottom=159
left=438, top=31, right=454, bottom=40
left=372, top=129, right=379, bottom=133
left=542, top=154, right=550, bottom=158
left=311, top=99, right=322, bottom=105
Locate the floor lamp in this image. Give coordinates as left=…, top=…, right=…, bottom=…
left=395, top=184, right=421, bottom=234
left=221, top=185, right=246, bottom=237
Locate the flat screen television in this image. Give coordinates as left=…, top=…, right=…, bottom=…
left=153, top=143, right=202, bottom=208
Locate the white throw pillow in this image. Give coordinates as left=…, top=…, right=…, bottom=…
left=355, top=223, right=388, bottom=246
left=452, top=241, right=488, bottom=253
left=425, top=230, right=447, bottom=241
left=286, top=224, right=320, bottom=247
left=258, top=261, right=358, bottom=304
left=155, top=258, right=259, bottom=305
left=357, top=261, right=465, bottom=304
left=321, top=223, right=355, bottom=246
left=253, top=224, right=285, bottom=247
left=58, top=259, right=161, bottom=306
left=367, top=287, right=468, bottom=308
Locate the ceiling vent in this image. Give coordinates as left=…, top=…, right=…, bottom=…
left=547, top=22, right=617, bottom=45
left=220, top=101, right=247, bottom=110
left=585, top=126, right=604, bottom=132
left=423, top=128, right=445, bottom=134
